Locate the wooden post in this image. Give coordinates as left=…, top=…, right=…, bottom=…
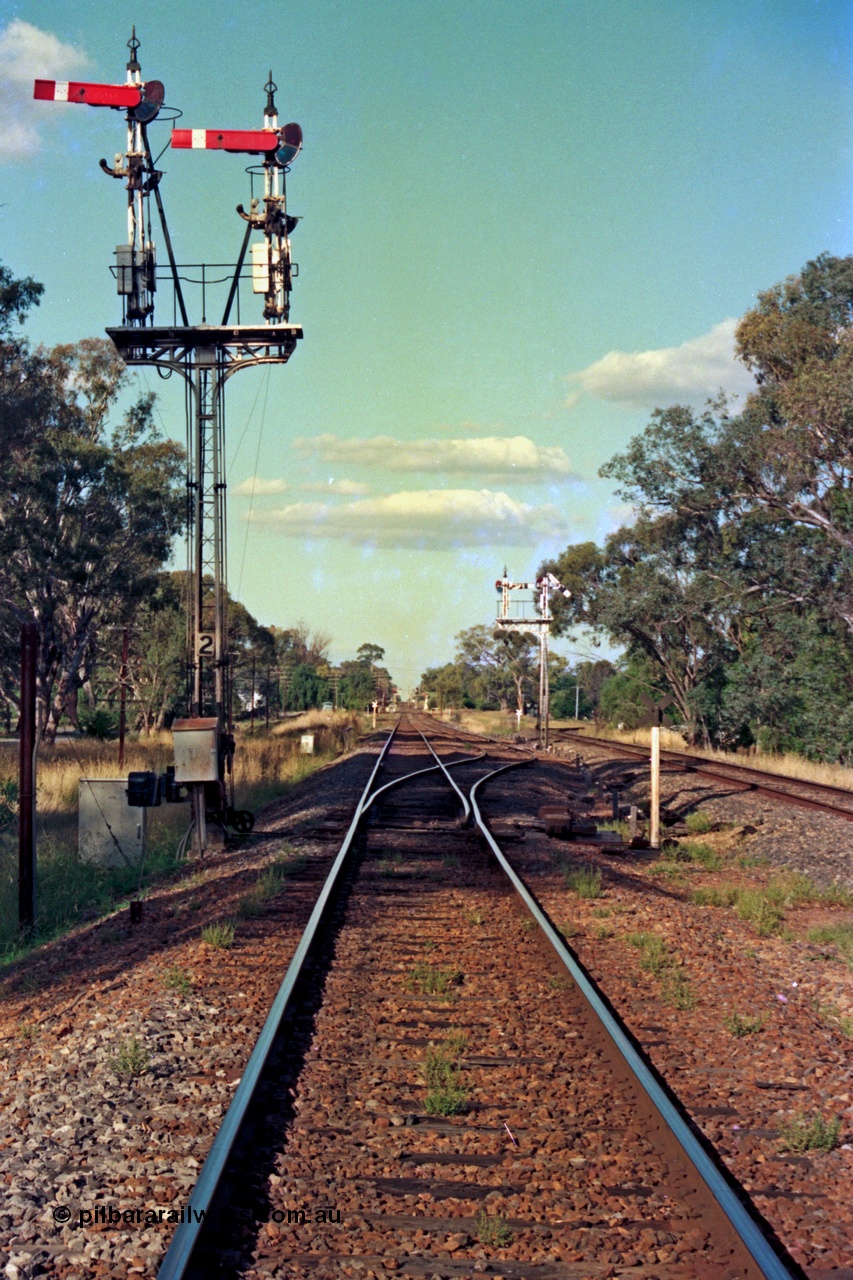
left=250, top=654, right=256, bottom=735
left=18, top=622, right=37, bottom=932
left=650, top=723, right=661, bottom=849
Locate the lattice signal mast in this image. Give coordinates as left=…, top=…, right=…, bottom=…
left=34, top=32, right=304, bottom=853
left=494, top=570, right=570, bottom=749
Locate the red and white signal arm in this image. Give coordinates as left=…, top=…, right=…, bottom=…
left=34, top=79, right=142, bottom=108
left=172, top=128, right=279, bottom=154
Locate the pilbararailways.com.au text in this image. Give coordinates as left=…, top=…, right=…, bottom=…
left=57, top=1205, right=343, bottom=1228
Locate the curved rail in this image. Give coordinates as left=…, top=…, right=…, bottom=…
left=159, top=720, right=800, bottom=1280
left=362, top=751, right=485, bottom=812
left=468, top=761, right=799, bottom=1280
left=157, top=727, right=398, bottom=1280
left=415, top=725, right=475, bottom=821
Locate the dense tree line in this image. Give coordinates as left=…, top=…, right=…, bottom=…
left=541, top=253, right=853, bottom=760
left=0, top=263, right=184, bottom=738
left=419, top=624, right=614, bottom=720
left=0, top=262, right=394, bottom=735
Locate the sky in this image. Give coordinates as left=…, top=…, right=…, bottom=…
left=2, top=0, right=853, bottom=694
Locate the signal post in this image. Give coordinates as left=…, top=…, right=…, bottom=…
left=35, top=33, right=304, bottom=854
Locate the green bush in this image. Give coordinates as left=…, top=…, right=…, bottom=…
left=564, top=864, right=603, bottom=898
left=78, top=707, right=119, bottom=739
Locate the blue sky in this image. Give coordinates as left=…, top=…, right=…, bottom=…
left=2, top=1, right=852, bottom=692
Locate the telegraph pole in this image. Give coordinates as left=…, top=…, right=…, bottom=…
left=18, top=623, right=37, bottom=932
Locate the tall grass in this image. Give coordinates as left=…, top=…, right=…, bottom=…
left=0, top=716, right=360, bottom=963
left=574, top=725, right=853, bottom=792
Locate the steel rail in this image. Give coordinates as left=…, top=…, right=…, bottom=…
left=561, top=731, right=853, bottom=820
left=414, top=725, right=481, bottom=820
left=362, top=752, right=485, bottom=812
left=157, top=727, right=398, bottom=1280
left=468, top=761, right=800, bottom=1280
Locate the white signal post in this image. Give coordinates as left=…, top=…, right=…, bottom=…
left=494, top=569, right=570, bottom=750
left=35, top=34, right=304, bottom=855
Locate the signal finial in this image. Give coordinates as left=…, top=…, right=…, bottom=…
left=264, top=72, right=278, bottom=122
left=127, top=27, right=141, bottom=74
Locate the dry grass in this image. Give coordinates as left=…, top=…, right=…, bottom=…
left=574, top=725, right=853, bottom=793
left=0, top=719, right=358, bottom=960
left=270, top=708, right=360, bottom=736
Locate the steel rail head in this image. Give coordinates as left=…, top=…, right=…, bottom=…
left=467, top=767, right=802, bottom=1280
left=157, top=726, right=397, bottom=1280
left=414, top=725, right=475, bottom=821
left=362, top=752, right=485, bottom=812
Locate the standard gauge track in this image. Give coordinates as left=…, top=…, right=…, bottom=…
left=158, top=718, right=804, bottom=1280
left=549, top=729, right=853, bottom=823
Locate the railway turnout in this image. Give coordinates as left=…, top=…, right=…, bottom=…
left=158, top=717, right=805, bottom=1280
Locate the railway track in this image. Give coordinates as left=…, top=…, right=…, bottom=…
left=157, top=717, right=804, bottom=1280
left=548, top=730, right=853, bottom=824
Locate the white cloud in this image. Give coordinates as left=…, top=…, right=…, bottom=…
left=232, top=476, right=289, bottom=496
left=247, top=488, right=573, bottom=550
left=0, top=20, right=92, bottom=159
left=300, top=478, right=371, bottom=495
left=566, top=319, right=755, bottom=410
left=295, top=434, right=576, bottom=480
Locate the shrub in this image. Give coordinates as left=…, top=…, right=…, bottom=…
left=685, top=811, right=713, bottom=834
left=423, top=1034, right=468, bottom=1115
left=807, top=923, right=853, bottom=967
left=109, top=1036, right=150, bottom=1079
left=201, top=921, right=235, bottom=949
left=778, top=1112, right=841, bottom=1153
left=476, top=1210, right=513, bottom=1247
left=691, top=885, right=739, bottom=907
left=723, top=1010, right=767, bottom=1037
left=405, top=962, right=461, bottom=997
left=162, top=965, right=193, bottom=996
left=78, top=707, right=119, bottom=740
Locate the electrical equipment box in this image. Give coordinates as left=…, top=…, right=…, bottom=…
left=79, top=779, right=146, bottom=868
left=173, top=717, right=219, bottom=782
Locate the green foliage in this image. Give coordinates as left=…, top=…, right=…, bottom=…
left=733, top=889, right=784, bottom=935
left=286, top=663, right=331, bottom=712
left=162, top=966, right=193, bottom=997
left=807, top=922, right=853, bottom=966
left=723, top=1010, right=767, bottom=1037
left=423, top=1034, right=468, bottom=1115
left=777, top=1111, right=841, bottom=1154
left=476, top=1210, right=513, bottom=1247
left=0, top=814, right=186, bottom=960
left=691, top=884, right=739, bottom=907
left=405, top=961, right=461, bottom=997
left=77, top=706, right=119, bottom=740
left=564, top=864, right=603, bottom=898
left=201, top=921, right=235, bottom=949
left=685, top=810, right=713, bottom=834
left=0, top=779, right=17, bottom=829
left=669, top=839, right=720, bottom=870
left=0, top=289, right=186, bottom=737
left=540, top=254, right=853, bottom=758
left=628, top=932, right=695, bottom=1007
left=109, top=1036, right=150, bottom=1080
